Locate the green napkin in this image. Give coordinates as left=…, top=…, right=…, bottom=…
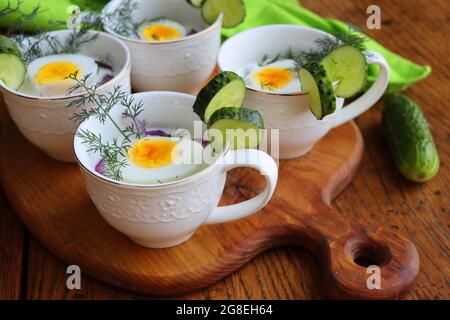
left=0, top=0, right=430, bottom=92
left=222, top=0, right=431, bottom=93
left=0, top=0, right=108, bottom=32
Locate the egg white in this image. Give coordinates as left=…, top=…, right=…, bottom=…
left=245, top=59, right=301, bottom=94
left=27, top=54, right=98, bottom=97
left=138, top=19, right=187, bottom=42
left=121, top=136, right=206, bottom=184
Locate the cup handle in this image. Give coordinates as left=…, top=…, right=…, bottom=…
left=204, top=149, right=278, bottom=224
left=333, top=51, right=390, bottom=128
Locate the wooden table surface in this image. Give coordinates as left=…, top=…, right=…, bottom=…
left=0, top=0, right=449, bottom=300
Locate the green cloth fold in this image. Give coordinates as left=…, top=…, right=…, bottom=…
left=0, top=0, right=430, bottom=92
left=0, top=0, right=108, bottom=31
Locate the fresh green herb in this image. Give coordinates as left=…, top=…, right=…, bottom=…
left=258, top=28, right=368, bottom=71
left=67, top=73, right=145, bottom=180
left=12, top=27, right=99, bottom=66
left=3, top=1, right=102, bottom=65
left=258, top=53, right=281, bottom=67
left=61, top=14, right=101, bottom=54
left=315, top=31, right=366, bottom=55
left=102, top=0, right=140, bottom=38
left=102, top=0, right=168, bottom=39
left=11, top=33, right=61, bottom=65
left=303, top=30, right=367, bottom=67
left=121, top=96, right=145, bottom=139
left=103, top=0, right=141, bottom=38
left=77, top=129, right=129, bottom=181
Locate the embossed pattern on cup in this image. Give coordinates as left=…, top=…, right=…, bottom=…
left=81, top=159, right=227, bottom=248
left=244, top=90, right=344, bottom=158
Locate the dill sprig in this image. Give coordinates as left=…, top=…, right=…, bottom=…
left=259, top=28, right=368, bottom=71
left=76, top=129, right=129, bottom=181
left=67, top=73, right=128, bottom=140
left=67, top=73, right=145, bottom=181
left=4, top=0, right=102, bottom=65
left=102, top=0, right=166, bottom=39
left=121, top=96, right=145, bottom=139
left=102, top=0, right=141, bottom=38
left=259, top=53, right=281, bottom=67
left=12, top=33, right=62, bottom=65
left=61, top=14, right=101, bottom=53
left=12, top=27, right=100, bottom=66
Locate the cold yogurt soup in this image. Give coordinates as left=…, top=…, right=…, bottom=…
left=95, top=129, right=208, bottom=185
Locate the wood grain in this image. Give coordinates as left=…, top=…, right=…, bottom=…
left=0, top=106, right=420, bottom=299
left=0, top=189, right=25, bottom=299
left=0, top=0, right=449, bottom=300
left=302, top=0, right=450, bottom=300
left=0, top=104, right=26, bottom=300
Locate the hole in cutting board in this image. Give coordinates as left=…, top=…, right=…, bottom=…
left=353, top=250, right=380, bottom=267
left=352, top=245, right=391, bottom=267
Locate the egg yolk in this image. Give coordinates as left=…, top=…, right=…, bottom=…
left=142, top=24, right=182, bottom=41
left=128, top=139, right=178, bottom=168
left=35, top=61, right=81, bottom=84
left=253, top=67, right=293, bottom=90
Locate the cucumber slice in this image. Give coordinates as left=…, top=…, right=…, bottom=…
left=208, top=107, right=264, bottom=151
left=0, top=35, right=22, bottom=57
left=0, top=36, right=25, bottom=90
left=186, top=0, right=204, bottom=8
left=299, top=64, right=336, bottom=120
left=193, top=71, right=246, bottom=123
left=201, top=0, right=246, bottom=28
left=320, top=45, right=367, bottom=98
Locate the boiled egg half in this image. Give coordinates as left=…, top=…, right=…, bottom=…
left=246, top=59, right=300, bottom=94
left=27, top=54, right=98, bottom=97
left=139, top=19, right=187, bottom=42
left=122, top=136, right=206, bottom=184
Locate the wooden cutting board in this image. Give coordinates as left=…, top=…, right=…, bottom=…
left=0, top=113, right=419, bottom=299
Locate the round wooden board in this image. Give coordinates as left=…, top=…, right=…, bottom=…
left=0, top=113, right=419, bottom=299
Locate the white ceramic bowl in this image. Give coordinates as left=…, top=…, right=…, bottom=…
left=74, top=91, right=278, bottom=248
left=218, top=25, right=390, bottom=159
left=102, top=0, right=222, bottom=94
left=0, top=30, right=131, bottom=162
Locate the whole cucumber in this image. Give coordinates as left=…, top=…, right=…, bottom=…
left=382, top=93, right=439, bottom=182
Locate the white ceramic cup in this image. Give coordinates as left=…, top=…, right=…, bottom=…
left=0, top=30, right=131, bottom=162
left=74, top=91, right=278, bottom=249
left=102, top=0, right=222, bottom=94
left=218, top=25, right=390, bottom=159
